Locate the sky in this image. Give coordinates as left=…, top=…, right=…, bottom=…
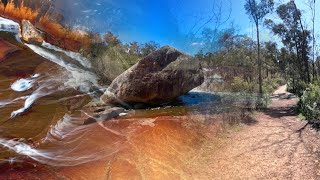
left=55, top=0, right=320, bottom=54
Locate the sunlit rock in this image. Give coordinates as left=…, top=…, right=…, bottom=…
left=21, top=20, right=43, bottom=44
left=101, top=46, right=204, bottom=105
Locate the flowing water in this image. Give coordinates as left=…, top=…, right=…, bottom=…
left=0, top=17, right=239, bottom=179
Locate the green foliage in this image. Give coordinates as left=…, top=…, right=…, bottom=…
left=260, top=77, right=284, bottom=109
left=255, top=93, right=272, bottom=110
left=229, top=76, right=283, bottom=109
left=299, top=83, right=320, bottom=123
left=265, top=0, right=311, bottom=84
left=230, top=76, right=284, bottom=94
left=90, top=45, right=141, bottom=84
left=287, top=79, right=308, bottom=97
left=82, top=41, right=142, bottom=84
left=230, top=76, right=257, bottom=93
left=245, top=0, right=274, bottom=25
left=103, top=31, right=120, bottom=47
left=80, top=32, right=160, bottom=85
left=199, top=34, right=257, bottom=68
left=85, top=42, right=105, bottom=58
left=263, top=76, right=285, bottom=94
left=140, top=41, right=160, bottom=56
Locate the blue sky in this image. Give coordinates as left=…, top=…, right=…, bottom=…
left=56, top=0, right=319, bottom=54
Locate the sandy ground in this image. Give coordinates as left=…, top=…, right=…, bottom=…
left=189, top=85, right=320, bottom=179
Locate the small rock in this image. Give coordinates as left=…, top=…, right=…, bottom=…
left=21, top=20, right=43, bottom=44
left=83, top=106, right=126, bottom=125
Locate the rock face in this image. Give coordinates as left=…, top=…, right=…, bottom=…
left=21, top=20, right=43, bottom=44
left=101, top=46, right=204, bottom=105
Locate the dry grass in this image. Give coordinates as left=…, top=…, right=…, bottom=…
left=37, top=16, right=92, bottom=51
left=2, top=0, right=38, bottom=23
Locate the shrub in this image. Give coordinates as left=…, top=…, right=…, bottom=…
left=262, top=76, right=285, bottom=94
left=229, top=77, right=272, bottom=109
left=299, top=83, right=320, bottom=123
left=258, top=93, right=272, bottom=109
left=230, top=76, right=257, bottom=93
left=287, top=79, right=308, bottom=97
left=87, top=44, right=141, bottom=84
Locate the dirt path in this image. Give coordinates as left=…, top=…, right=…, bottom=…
left=190, top=85, right=320, bottom=179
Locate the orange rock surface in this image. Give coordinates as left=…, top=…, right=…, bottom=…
left=0, top=38, right=20, bottom=61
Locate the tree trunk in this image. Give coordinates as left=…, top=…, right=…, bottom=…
left=303, top=39, right=310, bottom=83
left=292, top=0, right=311, bottom=83
left=312, top=0, right=316, bottom=80
left=294, top=40, right=304, bottom=81
left=257, top=23, right=263, bottom=98
left=318, top=61, right=320, bottom=77
left=313, top=62, right=315, bottom=80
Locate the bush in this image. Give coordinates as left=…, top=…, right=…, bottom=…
left=258, top=93, right=272, bottom=109
left=299, top=83, right=320, bottom=123
left=86, top=44, right=141, bottom=84
left=287, top=79, right=308, bottom=97
left=230, top=77, right=257, bottom=93
left=262, top=76, right=285, bottom=94
left=229, top=77, right=272, bottom=109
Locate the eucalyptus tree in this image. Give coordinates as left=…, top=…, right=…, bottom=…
left=104, top=31, right=121, bottom=47
left=141, top=41, right=160, bottom=56
left=307, top=0, right=316, bottom=80
left=244, top=0, right=274, bottom=103
left=265, top=1, right=311, bottom=84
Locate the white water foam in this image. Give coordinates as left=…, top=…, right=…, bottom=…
left=42, top=41, right=92, bottom=68
left=11, top=78, right=63, bottom=118
left=0, top=137, right=118, bottom=166
left=0, top=17, right=21, bottom=42
left=0, top=96, right=29, bottom=108
left=0, top=17, right=19, bottom=33
left=25, top=43, right=99, bottom=92
left=0, top=16, right=98, bottom=93
left=0, top=16, right=100, bottom=117
left=0, top=113, right=126, bottom=166
left=11, top=74, right=40, bottom=92
left=46, top=114, right=87, bottom=141
left=0, top=17, right=127, bottom=166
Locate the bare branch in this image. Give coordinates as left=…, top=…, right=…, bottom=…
left=191, top=0, right=232, bottom=36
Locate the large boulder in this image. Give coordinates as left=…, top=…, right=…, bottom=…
left=21, top=20, right=43, bottom=44
left=101, top=46, right=204, bottom=105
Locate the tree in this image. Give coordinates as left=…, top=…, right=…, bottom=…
left=291, top=1, right=311, bottom=83
left=279, top=47, right=290, bottom=76
left=265, top=1, right=311, bottom=84
left=263, top=41, right=279, bottom=77
left=87, top=32, right=102, bottom=44
left=307, top=0, right=316, bottom=80
left=129, top=42, right=140, bottom=55
left=103, top=31, right=120, bottom=47
left=244, top=0, right=274, bottom=104
left=141, top=41, right=160, bottom=56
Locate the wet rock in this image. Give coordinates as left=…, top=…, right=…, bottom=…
left=0, top=39, right=20, bottom=61
left=83, top=106, right=126, bottom=124
left=21, top=20, right=43, bottom=44
left=101, top=46, right=204, bottom=105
